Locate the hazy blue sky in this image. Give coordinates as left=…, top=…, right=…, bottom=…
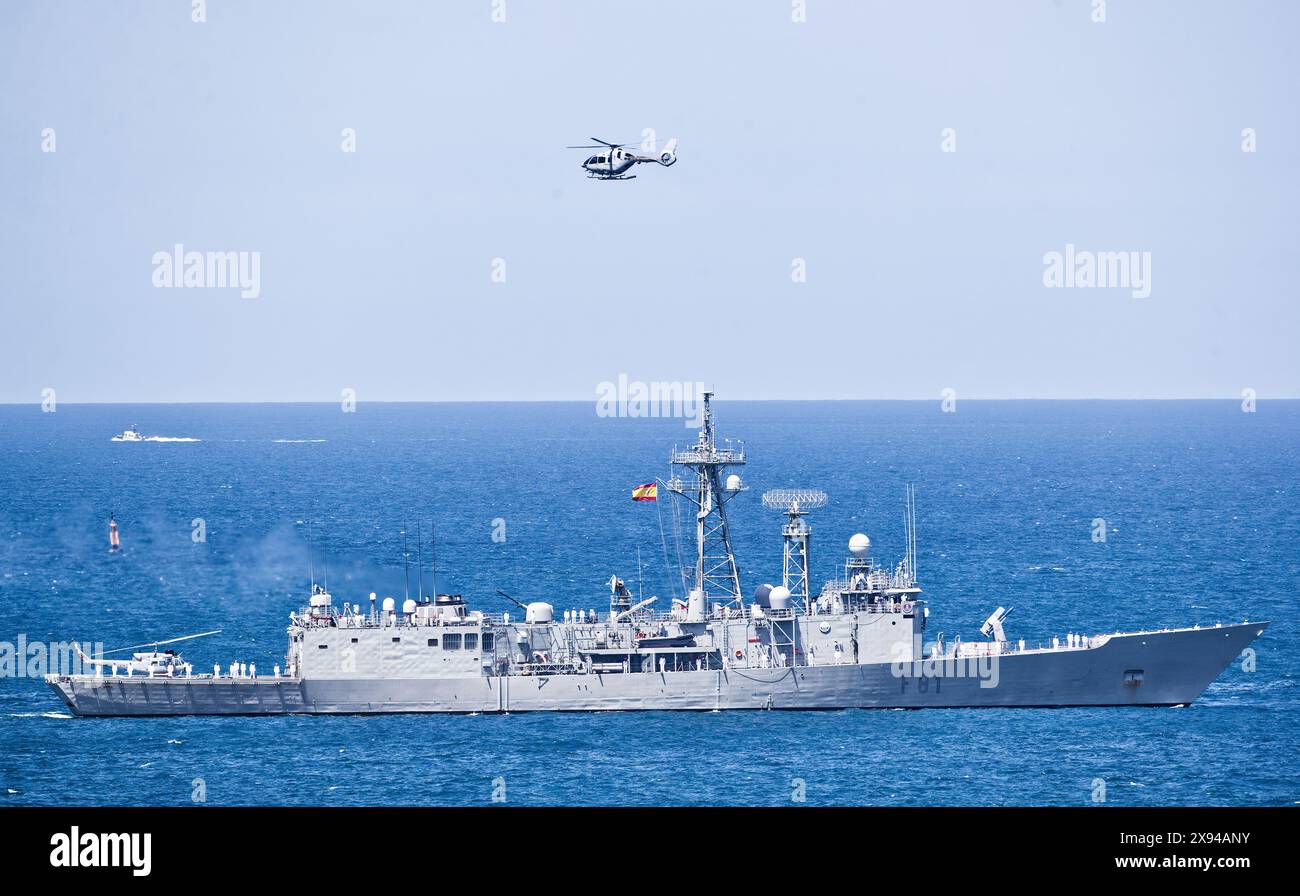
left=1, top=0, right=1296, bottom=401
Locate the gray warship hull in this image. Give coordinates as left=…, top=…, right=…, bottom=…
left=47, top=621, right=1266, bottom=716
left=43, top=394, right=1271, bottom=718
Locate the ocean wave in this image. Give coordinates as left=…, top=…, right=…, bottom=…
left=272, top=439, right=327, bottom=443
left=9, top=711, right=72, bottom=719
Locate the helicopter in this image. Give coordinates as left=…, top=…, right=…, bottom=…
left=567, top=136, right=678, bottom=180
left=73, top=629, right=222, bottom=677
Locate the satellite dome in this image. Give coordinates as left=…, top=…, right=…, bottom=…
left=381, top=597, right=396, bottom=613
left=849, top=533, right=871, bottom=557
left=725, top=474, right=743, bottom=491
left=752, top=583, right=774, bottom=606
left=768, top=586, right=792, bottom=609
left=402, top=599, right=417, bottom=615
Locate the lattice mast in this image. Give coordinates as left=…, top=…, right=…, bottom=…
left=665, top=391, right=746, bottom=607
left=761, top=489, right=828, bottom=608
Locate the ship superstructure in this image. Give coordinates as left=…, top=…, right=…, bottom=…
left=47, top=395, right=1268, bottom=715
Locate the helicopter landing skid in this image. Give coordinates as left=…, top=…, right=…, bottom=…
left=589, top=173, right=636, bottom=181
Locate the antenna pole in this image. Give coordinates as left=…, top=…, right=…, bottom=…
left=429, top=521, right=439, bottom=599
left=911, top=485, right=919, bottom=580
left=903, top=484, right=918, bottom=582
left=416, top=520, right=426, bottom=601
left=402, top=524, right=411, bottom=602
left=307, top=520, right=316, bottom=591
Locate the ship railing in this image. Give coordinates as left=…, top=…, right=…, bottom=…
left=669, top=447, right=745, bottom=465
left=517, top=661, right=584, bottom=676
left=927, top=634, right=1102, bottom=659
left=616, top=602, right=917, bottom=626
left=808, top=597, right=918, bottom=617
left=820, top=576, right=918, bottom=596
left=301, top=611, right=518, bottom=629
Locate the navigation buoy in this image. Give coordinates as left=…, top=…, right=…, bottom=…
left=108, top=514, right=121, bottom=553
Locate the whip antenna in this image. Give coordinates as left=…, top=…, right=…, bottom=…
left=416, top=520, right=426, bottom=600
left=429, top=522, right=440, bottom=599
left=402, top=524, right=411, bottom=602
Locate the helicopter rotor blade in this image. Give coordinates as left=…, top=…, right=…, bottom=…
left=567, top=138, right=631, bottom=149
left=101, top=629, right=224, bottom=656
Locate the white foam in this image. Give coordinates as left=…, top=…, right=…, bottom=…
left=272, top=439, right=327, bottom=443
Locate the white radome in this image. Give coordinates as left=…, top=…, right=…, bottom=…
left=849, top=533, right=871, bottom=557
left=725, top=474, right=743, bottom=491
left=381, top=597, right=396, bottom=613
left=768, top=585, right=792, bottom=609
left=402, top=599, right=417, bottom=615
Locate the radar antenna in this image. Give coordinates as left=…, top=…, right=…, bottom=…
left=761, top=488, right=828, bottom=606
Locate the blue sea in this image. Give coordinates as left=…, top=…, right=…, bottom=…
left=0, top=401, right=1295, bottom=806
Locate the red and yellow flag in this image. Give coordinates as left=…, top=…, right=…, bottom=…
left=631, top=483, right=658, bottom=502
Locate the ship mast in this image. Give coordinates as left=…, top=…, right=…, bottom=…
left=761, top=488, right=828, bottom=609
left=665, top=391, right=745, bottom=610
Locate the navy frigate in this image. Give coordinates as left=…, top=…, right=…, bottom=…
left=47, top=393, right=1267, bottom=715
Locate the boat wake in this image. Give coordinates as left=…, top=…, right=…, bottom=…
left=273, top=439, right=327, bottom=443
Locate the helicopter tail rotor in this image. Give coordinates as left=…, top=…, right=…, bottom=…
left=657, top=137, right=678, bottom=166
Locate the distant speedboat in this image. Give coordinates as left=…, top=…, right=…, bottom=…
left=116, top=425, right=144, bottom=442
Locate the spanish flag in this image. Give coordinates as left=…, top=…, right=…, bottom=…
left=631, top=482, right=658, bottom=502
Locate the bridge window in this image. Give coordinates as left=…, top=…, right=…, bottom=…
left=427, top=638, right=438, bottom=647
left=443, top=633, right=462, bottom=650
left=391, top=637, right=401, bottom=643
left=482, top=633, right=494, bottom=651
left=464, top=634, right=478, bottom=651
